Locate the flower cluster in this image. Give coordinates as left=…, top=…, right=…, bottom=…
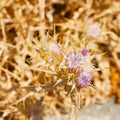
left=66, top=49, right=94, bottom=88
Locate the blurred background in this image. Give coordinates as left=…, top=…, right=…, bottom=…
left=0, top=0, right=120, bottom=120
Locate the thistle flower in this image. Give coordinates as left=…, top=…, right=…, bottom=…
left=66, top=49, right=91, bottom=70
left=66, top=49, right=96, bottom=88
left=86, top=23, right=100, bottom=39
left=66, top=52, right=85, bottom=70
left=76, top=70, right=92, bottom=87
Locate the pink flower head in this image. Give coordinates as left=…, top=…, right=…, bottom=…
left=86, top=23, right=100, bottom=39
left=81, top=49, right=89, bottom=56
left=66, top=52, right=85, bottom=70
left=76, top=70, right=92, bottom=87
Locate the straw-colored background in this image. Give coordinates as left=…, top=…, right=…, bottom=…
left=0, top=0, right=120, bottom=119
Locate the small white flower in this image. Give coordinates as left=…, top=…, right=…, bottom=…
left=48, top=57, right=54, bottom=63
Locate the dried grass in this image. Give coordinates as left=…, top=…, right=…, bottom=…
left=0, top=0, right=120, bottom=119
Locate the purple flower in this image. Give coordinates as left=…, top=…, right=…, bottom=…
left=76, top=70, right=92, bottom=87
left=81, top=49, right=89, bottom=56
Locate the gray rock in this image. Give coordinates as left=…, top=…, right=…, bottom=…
left=47, top=100, right=120, bottom=120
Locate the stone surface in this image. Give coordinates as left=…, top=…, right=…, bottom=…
left=47, top=100, right=120, bottom=120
